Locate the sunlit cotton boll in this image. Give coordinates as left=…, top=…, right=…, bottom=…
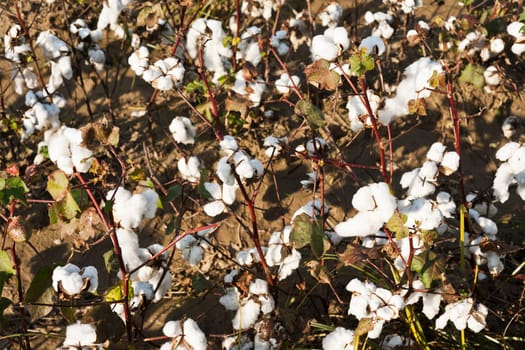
left=311, top=27, right=349, bottom=61
left=346, top=89, right=381, bottom=132
left=318, top=2, right=343, bottom=28
left=275, top=73, right=300, bottom=95
left=322, top=327, right=354, bottom=350
left=161, top=318, right=207, bottom=350
left=52, top=263, right=98, bottom=296
left=128, top=46, right=150, bottom=76
left=62, top=323, right=98, bottom=347
left=169, top=116, right=196, bottom=145
left=264, top=136, right=287, bottom=157
left=359, top=36, right=386, bottom=55
left=435, top=298, right=488, bottom=333
left=440, top=151, right=460, bottom=175
left=45, top=125, right=93, bottom=174
left=178, top=156, right=201, bottom=183
left=507, top=22, right=525, bottom=55
left=233, top=299, right=261, bottom=330
left=484, top=66, right=502, bottom=86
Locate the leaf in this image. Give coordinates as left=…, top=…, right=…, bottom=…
left=192, top=273, right=212, bottom=293
left=386, top=212, right=410, bottom=239
left=338, top=243, right=380, bottom=266
left=0, top=176, right=28, bottom=205
left=25, top=266, right=54, bottom=303
left=47, top=170, right=69, bottom=201
left=290, top=214, right=324, bottom=253
left=408, top=98, right=427, bottom=116
left=0, top=251, right=14, bottom=275
left=105, top=283, right=124, bottom=302
left=165, top=184, right=181, bottom=202
left=411, top=250, right=445, bottom=288
left=428, top=70, right=446, bottom=89
left=459, top=63, right=485, bottom=90
left=103, top=250, right=119, bottom=274
left=304, top=59, right=341, bottom=90
left=61, top=306, right=77, bottom=324
left=27, top=287, right=54, bottom=322
left=349, top=48, right=375, bottom=77
left=295, top=100, right=326, bottom=130
left=52, top=192, right=81, bottom=221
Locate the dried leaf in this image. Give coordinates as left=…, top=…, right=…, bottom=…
left=304, top=59, right=341, bottom=90
left=386, top=212, right=410, bottom=239
left=295, top=99, right=326, bottom=130
left=459, top=63, right=485, bottom=90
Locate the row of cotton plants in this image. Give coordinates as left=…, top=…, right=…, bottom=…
left=0, top=0, right=524, bottom=349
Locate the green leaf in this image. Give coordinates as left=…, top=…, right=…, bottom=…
left=61, top=306, right=77, bottom=324
left=411, top=250, right=445, bottom=288
left=295, top=99, right=326, bottom=130
left=0, top=251, right=14, bottom=275
left=47, top=170, right=69, bottom=201
left=199, top=170, right=212, bottom=199
left=349, top=48, right=375, bottom=77
left=290, top=214, right=324, bottom=254
left=54, top=192, right=81, bottom=221
left=165, top=184, right=181, bottom=202
left=192, top=273, right=212, bottom=293
left=386, top=212, right=410, bottom=239
left=103, top=250, right=119, bottom=274
left=520, top=8, right=525, bottom=22
left=105, top=283, right=124, bottom=302
left=25, top=266, right=54, bottom=303
left=459, top=63, right=485, bottom=90
left=0, top=176, right=29, bottom=205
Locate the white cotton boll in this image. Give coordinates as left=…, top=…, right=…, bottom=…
left=419, top=160, right=439, bottom=180
left=163, top=320, right=182, bottom=337
left=63, top=323, right=97, bottom=347
left=234, top=151, right=254, bottom=179
left=220, top=287, right=240, bottom=311
left=278, top=249, right=301, bottom=281
left=181, top=318, right=207, bottom=350
left=352, top=185, right=376, bottom=212
left=204, top=181, right=222, bottom=200
left=236, top=247, right=266, bottom=266
left=306, top=137, right=328, bottom=155
left=151, top=269, right=172, bottom=302
left=422, top=291, right=443, bottom=320
left=349, top=293, right=372, bottom=319
left=80, top=266, right=98, bottom=293
left=222, top=183, right=238, bottom=205
left=142, top=67, right=162, bottom=83
left=224, top=269, right=239, bottom=284
left=233, top=299, right=261, bottom=330
left=57, top=55, right=73, bottom=79
left=359, top=36, right=386, bottom=55
left=440, top=151, right=460, bottom=175
left=140, top=189, right=159, bottom=219
left=335, top=211, right=384, bottom=237
left=319, top=3, right=343, bottom=28
left=217, top=157, right=235, bottom=185
left=400, top=168, right=419, bottom=189
left=249, top=279, right=269, bottom=296
left=436, top=191, right=456, bottom=218
left=477, top=216, right=498, bottom=236
left=501, top=117, right=521, bottom=140
left=372, top=21, right=394, bottom=39
left=367, top=319, right=386, bottom=339
left=220, top=135, right=238, bottom=153
left=264, top=136, right=287, bottom=157
left=426, top=142, right=446, bottom=162
left=486, top=251, right=504, bottom=276
left=370, top=182, right=397, bottom=221
left=322, top=327, right=354, bottom=350
left=484, top=66, right=502, bottom=86
left=259, top=294, right=275, bottom=314
left=203, top=200, right=226, bottom=217
left=493, top=162, right=514, bottom=203
left=178, top=156, right=201, bottom=183
left=153, top=76, right=173, bottom=91
left=70, top=144, right=93, bottom=173
left=169, top=117, right=197, bottom=145
left=325, top=27, right=350, bottom=50
left=311, top=35, right=339, bottom=61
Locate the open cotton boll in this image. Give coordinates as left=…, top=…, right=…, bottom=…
left=440, top=151, right=460, bottom=175
left=501, top=117, right=521, bottom=140
left=169, top=116, right=196, bottom=145
left=436, top=191, right=456, bottom=218
left=128, top=46, right=150, bottom=76
left=484, top=66, right=502, bottom=86
left=203, top=199, right=226, bottom=217
left=277, top=249, right=301, bottom=281
left=219, top=287, right=241, bottom=311
left=236, top=247, right=267, bottom=266
left=36, top=31, right=69, bottom=59
left=311, top=34, right=340, bottom=61
left=493, top=163, right=514, bottom=203
left=378, top=57, right=442, bottom=125
left=359, top=36, right=386, bottom=55
left=178, top=156, right=201, bottom=183
left=346, top=90, right=380, bottom=132
left=220, top=135, right=238, bottom=153
left=233, top=298, right=261, bottom=330
left=335, top=211, right=384, bottom=237
left=507, top=22, right=525, bottom=55
left=435, top=298, right=487, bottom=333
left=264, top=136, right=287, bottom=157
left=318, top=2, right=343, bottom=28
left=322, top=327, right=354, bottom=350
left=63, top=323, right=97, bottom=347
left=275, top=73, right=300, bottom=95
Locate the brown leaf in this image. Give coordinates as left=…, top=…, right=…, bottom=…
left=338, top=243, right=380, bottom=266
left=304, top=59, right=341, bottom=90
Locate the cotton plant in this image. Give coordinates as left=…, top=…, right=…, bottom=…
left=106, top=186, right=159, bottom=229
left=4, top=24, right=31, bottom=63
left=175, top=228, right=215, bottom=266
left=378, top=57, right=442, bottom=125
left=265, top=226, right=302, bottom=281
left=219, top=278, right=275, bottom=330
left=35, top=125, right=94, bottom=175
left=202, top=180, right=238, bottom=217
left=346, top=278, right=405, bottom=339
left=159, top=318, right=207, bottom=350
left=483, top=66, right=503, bottom=88
left=435, top=298, right=488, bottom=333
left=52, top=264, right=98, bottom=297
left=22, top=91, right=63, bottom=140
left=128, top=46, right=150, bottom=76
left=492, top=140, right=525, bottom=203
left=186, top=18, right=232, bottom=83
left=363, top=11, right=394, bottom=39
left=59, top=322, right=100, bottom=349
left=311, top=27, right=350, bottom=61
left=236, top=246, right=268, bottom=266
left=274, top=73, right=300, bottom=95
left=231, top=70, right=267, bottom=107
left=334, top=182, right=397, bottom=238
left=142, top=57, right=185, bottom=91
left=12, top=66, right=38, bottom=95
left=318, top=2, right=343, bottom=28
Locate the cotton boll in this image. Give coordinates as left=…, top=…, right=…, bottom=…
left=501, top=117, right=521, bottom=140
left=476, top=216, right=498, bottom=237
left=440, top=151, right=460, bottom=175
left=203, top=200, right=226, bottom=217
left=436, top=191, right=456, bottom=218
left=220, top=287, right=241, bottom=311
left=264, top=136, right=287, bottom=157
left=80, top=266, right=98, bottom=293
left=216, top=157, right=235, bottom=185
left=359, top=36, right=386, bottom=55
left=318, top=2, right=343, bottom=28
left=496, top=142, right=520, bottom=161
left=151, top=269, right=172, bottom=302
left=220, top=135, right=239, bottom=153
left=181, top=318, right=207, bottom=350
left=222, top=183, right=238, bottom=205
left=335, top=211, right=384, bottom=237
left=153, top=76, right=173, bottom=91
left=419, top=160, right=438, bottom=180
left=178, top=156, right=201, bottom=182
left=163, top=320, right=182, bottom=338
left=484, top=66, right=502, bottom=86
left=311, top=34, right=339, bottom=61
left=322, top=327, right=354, bottom=349
left=63, top=323, right=97, bottom=347
left=352, top=185, right=376, bottom=212
left=233, top=299, right=261, bottom=330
